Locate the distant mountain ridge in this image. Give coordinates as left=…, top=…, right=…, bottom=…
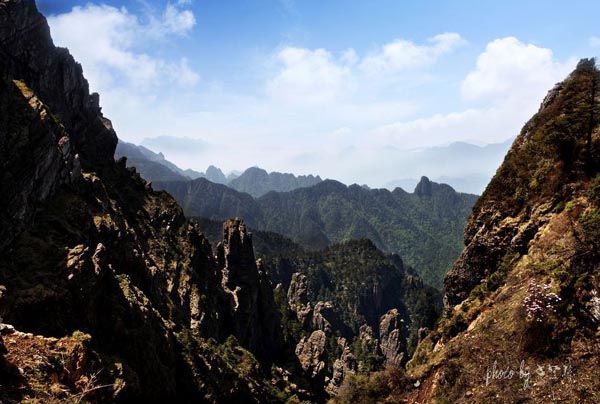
left=229, top=166, right=322, bottom=197
left=115, top=141, right=192, bottom=182
left=154, top=176, right=477, bottom=289
left=385, top=139, right=514, bottom=194
left=116, top=141, right=322, bottom=195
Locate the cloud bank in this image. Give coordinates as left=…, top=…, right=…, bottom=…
left=48, top=3, right=578, bottom=188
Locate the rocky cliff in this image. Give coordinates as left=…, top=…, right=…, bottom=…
left=0, top=0, right=116, bottom=249
left=333, top=60, right=600, bottom=403
left=0, top=1, right=303, bottom=402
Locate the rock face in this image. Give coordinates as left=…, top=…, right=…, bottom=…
left=0, top=2, right=296, bottom=402
left=217, top=219, right=282, bottom=362
left=295, top=330, right=327, bottom=381
left=287, top=272, right=313, bottom=327
left=443, top=60, right=600, bottom=306
left=378, top=309, right=405, bottom=366
left=326, top=338, right=357, bottom=395
left=0, top=0, right=117, bottom=169
left=0, top=0, right=115, bottom=250
left=0, top=0, right=115, bottom=249
left=287, top=272, right=309, bottom=307
left=0, top=79, right=78, bottom=249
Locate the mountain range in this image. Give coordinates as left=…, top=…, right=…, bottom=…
left=117, top=140, right=322, bottom=196
left=152, top=176, right=476, bottom=289
left=116, top=141, right=476, bottom=289
left=0, top=2, right=447, bottom=401
left=384, top=139, right=514, bottom=194
left=2, top=1, right=600, bottom=403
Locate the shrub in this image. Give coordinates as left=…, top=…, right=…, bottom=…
left=580, top=208, right=600, bottom=244
left=523, top=280, right=561, bottom=323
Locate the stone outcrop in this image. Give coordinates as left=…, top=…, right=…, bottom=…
left=295, top=330, right=327, bottom=381
left=287, top=272, right=313, bottom=327
left=217, top=218, right=282, bottom=362
left=0, top=79, right=79, bottom=250
left=0, top=0, right=115, bottom=249
left=325, top=338, right=357, bottom=395
left=378, top=309, right=405, bottom=366
left=357, top=325, right=379, bottom=358
left=287, top=272, right=309, bottom=307
left=312, top=301, right=337, bottom=333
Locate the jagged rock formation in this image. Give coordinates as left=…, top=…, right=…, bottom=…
left=190, top=216, right=306, bottom=259
left=332, top=60, right=600, bottom=403
left=325, top=338, right=357, bottom=395
left=0, top=1, right=307, bottom=402
left=378, top=309, right=406, bottom=367
left=0, top=1, right=117, bottom=169
left=216, top=219, right=282, bottom=362
left=229, top=167, right=322, bottom=197
left=295, top=330, right=327, bottom=381
left=265, top=239, right=441, bottom=395
left=0, top=78, right=80, bottom=250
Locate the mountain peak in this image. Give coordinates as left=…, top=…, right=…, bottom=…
left=414, top=176, right=432, bottom=197
left=205, top=165, right=227, bottom=184
left=229, top=166, right=323, bottom=197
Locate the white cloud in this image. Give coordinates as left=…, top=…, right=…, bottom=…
left=266, top=47, right=353, bottom=104
left=47, top=2, right=198, bottom=93
left=359, top=33, right=466, bottom=75
left=461, top=37, right=573, bottom=103
left=341, top=48, right=358, bottom=66
left=160, top=3, right=196, bottom=36
left=368, top=37, right=577, bottom=151
left=265, top=35, right=464, bottom=106
left=43, top=4, right=580, bottom=191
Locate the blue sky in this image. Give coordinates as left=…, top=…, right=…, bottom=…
left=40, top=0, right=600, bottom=187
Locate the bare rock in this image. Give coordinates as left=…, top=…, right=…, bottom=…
left=219, top=218, right=282, bottom=362
left=312, top=301, right=337, bottom=333
left=288, top=272, right=309, bottom=307
left=358, top=324, right=379, bottom=355
left=379, top=309, right=406, bottom=366
left=326, top=337, right=357, bottom=395
left=295, top=330, right=327, bottom=380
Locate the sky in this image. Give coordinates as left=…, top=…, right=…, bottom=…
left=39, top=0, right=600, bottom=187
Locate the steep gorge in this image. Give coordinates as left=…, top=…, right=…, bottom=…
left=333, top=60, right=600, bottom=404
